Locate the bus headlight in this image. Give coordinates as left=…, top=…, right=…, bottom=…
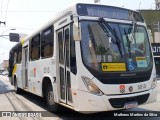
left=81, top=76, right=103, bottom=96
left=151, top=74, right=157, bottom=90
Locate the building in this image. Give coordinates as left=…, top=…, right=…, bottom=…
left=1, top=60, right=9, bottom=70
left=139, top=10, right=160, bottom=42
left=139, top=9, right=160, bottom=77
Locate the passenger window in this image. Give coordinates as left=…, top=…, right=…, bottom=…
left=14, top=51, right=17, bottom=64
left=30, top=34, right=40, bottom=60
left=17, top=45, right=22, bottom=63
left=41, top=26, right=54, bottom=58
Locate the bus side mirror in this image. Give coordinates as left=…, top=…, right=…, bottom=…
left=9, top=33, right=20, bottom=42
left=73, top=17, right=81, bottom=41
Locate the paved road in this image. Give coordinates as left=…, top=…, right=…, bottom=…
left=0, top=75, right=160, bottom=120
left=0, top=75, right=14, bottom=94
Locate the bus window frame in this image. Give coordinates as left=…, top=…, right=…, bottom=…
left=41, top=25, right=54, bottom=59
left=30, top=33, right=41, bottom=61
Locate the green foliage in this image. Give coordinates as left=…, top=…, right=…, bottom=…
left=140, top=10, right=160, bottom=23
left=139, top=10, right=160, bottom=41
left=95, top=44, right=107, bottom=55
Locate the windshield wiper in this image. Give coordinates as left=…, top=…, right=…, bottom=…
left=98, top=17, right=123, bottom=58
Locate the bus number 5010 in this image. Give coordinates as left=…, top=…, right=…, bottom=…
left=138, top=84, right=146, bottom=90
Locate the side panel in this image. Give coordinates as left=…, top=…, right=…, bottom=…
left=27, top=25, right=56, bottom=97
left=28, top=58, right=55, bottom=96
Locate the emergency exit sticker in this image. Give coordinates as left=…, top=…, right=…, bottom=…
left=102, top=63, right=126, bottom=72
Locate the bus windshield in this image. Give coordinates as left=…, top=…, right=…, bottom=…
left=81, top=20, right=152, bottom=72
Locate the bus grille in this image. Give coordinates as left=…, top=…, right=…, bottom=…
left=109, top=93, right=149, bottom=108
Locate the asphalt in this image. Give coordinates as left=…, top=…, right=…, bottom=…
left=0, top=75, right=14, bottom=94
left=0, top=75, right=15, bottom=111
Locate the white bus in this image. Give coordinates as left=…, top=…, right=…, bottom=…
left=9, top=3, right=157, bottom=113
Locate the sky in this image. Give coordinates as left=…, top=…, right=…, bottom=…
left=0, top=0, right=156, bottom=62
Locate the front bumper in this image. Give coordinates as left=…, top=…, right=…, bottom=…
left=75, top=88, right=157, bottom=113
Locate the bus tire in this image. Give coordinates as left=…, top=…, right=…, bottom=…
left=14, top=79, right=21, bottom=94
left=46, top=84, right=60, bottom=112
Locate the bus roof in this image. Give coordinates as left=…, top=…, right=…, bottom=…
left=20, top=3, right=144, bottom=44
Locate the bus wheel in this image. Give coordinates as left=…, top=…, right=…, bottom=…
left=14, top=79, right=21, bottom=94
left=46, top=84, right=60, bottom=112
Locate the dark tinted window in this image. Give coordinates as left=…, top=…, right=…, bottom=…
left=58, top=32, right=63, bottom=64
left=65, top=29, right=70, bottom=67
left=30, top=34, right=40, bottom=60
left=17, top=45, right=22, bottom=63
left=70, top=25, right=77, bottom=74
left=41, top=26, right=54, bottom=58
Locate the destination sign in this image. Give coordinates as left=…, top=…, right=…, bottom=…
left=77, top=4, right=144, bottom=22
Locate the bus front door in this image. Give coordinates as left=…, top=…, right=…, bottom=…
left=57, top=25, right=73, bottom=106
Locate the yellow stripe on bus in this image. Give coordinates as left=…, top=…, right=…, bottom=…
left=21, top=39, right=25, bottom=45
left=12, top=64, right=17, bottom=77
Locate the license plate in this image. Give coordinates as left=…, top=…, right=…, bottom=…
left=124, top=102, right=138, bottom=109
